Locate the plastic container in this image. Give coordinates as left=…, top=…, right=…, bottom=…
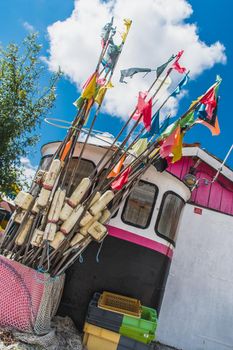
left=83, top=322, right=120, bottom=350
left=119, top=325, right=155, bottom=344
left=117, top=336, right=154, bottom=349
left=122, top=306, right=157, bottom=334
left=98, top=291, right=141, bottom=318
left=87, top=293, right=123, bottom=332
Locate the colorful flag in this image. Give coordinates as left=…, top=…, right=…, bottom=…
left=179, top=110, right=195, bottom=129
left=81, top=72, right=97, bottom=99
left=111, top=166, right=132, bottom=191
left=171, top=73, right=189, bottom=97
left=172, top=131, right=184, bottom=163
left=107, top=154, right=126, bottom=178
left=160, top=126, right=181, bottom=158
left=132, top=138, right=148, bottom=157
left=172, top=50, right=186, bottom=74
left=95, top=81, right=114, bottom=105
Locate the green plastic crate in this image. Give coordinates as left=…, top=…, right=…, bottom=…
left=119, top=306, right=157, bottom=344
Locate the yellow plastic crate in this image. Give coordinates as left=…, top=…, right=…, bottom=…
left=98, top=292, right=141, bottom=318
left=83, top=322, right=120, bottom=350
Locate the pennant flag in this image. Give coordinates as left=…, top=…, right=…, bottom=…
left=60, top=140, right=72, bottom=162
left=121, top=18, right=132, bottom=43
left=107, top=154, right=126, bottom=178
left=141, top=111, right=160, bottom=138
left=120, top=67, right=153, bottom=84
left=179, top=110, right=195, bottom=129
left=194, top=77, right=221, bottom=135
left=133, top=92, right=152, bottom=130
left=160, top=126, right=181, bottom=159
left=132, top=138, right=148, bottom=157
left=159, top=116, right=171, bottom=135
left=172, top=50, right=186, bottom=74
left=160, top=120, right=179, bottom=139
left=102, top=43, right=121, bottom=71
left=172, top=131, right=184, bottom=163
left=95, top=81, right=114, bottom=105
left=111, top=166, right=132, bottom=191
left=171, top=74, right=189, bottom=97
left=81, top=72, right=97, bottom=99
left=156, top=55, right=175, bottom=78
left=73, top=96, right=85, bottom=109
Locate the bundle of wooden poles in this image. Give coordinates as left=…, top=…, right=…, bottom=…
left=0, top=18, right=215, bottom=277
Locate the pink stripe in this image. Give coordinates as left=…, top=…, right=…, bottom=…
left=107, top=225, right=173, bottom=259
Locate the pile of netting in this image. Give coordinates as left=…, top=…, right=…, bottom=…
left=0, top=256, right=64, bottom=336
left=0, top=316, right=84, bottom=350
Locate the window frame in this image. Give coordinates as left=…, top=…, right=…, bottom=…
left=121, top=180, right=159, bottom=229
left=155, top=191, right=185, bottom=246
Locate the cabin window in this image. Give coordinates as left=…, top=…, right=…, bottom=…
left=155, top=192, right=185, bottom=244
left=122, top=181, right=158, bottom=229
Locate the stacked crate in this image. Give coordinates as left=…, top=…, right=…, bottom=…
left=83, top=292, right=157, bottom=350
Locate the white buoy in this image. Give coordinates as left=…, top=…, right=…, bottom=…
left=15, top=215, right=34, bottom=246
left=43, top=159, right=61, bottom=190
left=88, top=221, right=107, bottom=241
left=70, top=233, right=85, bottom=247
left=44, top=222, right=57, bottom=241
left=50, top=231, right=65, bottom=250
left=59, top=202, right=73, bottom=222
left=89, top=190, right=114, bottom=216
left=80, top=211, right=93, bottom=227
left=80, top=212, right=102, bottom=236
left=48, top=187, right=66, bottom=223
left=99, top=209, right=111, bottom=224
left=14, top=191, right=33, bottom=210
left=31, top=229, right=44, bottom=247
left=68, top=177, right=91, bottom=207
left=60, top=205, right=84, bottom=235
left=37, top=187, right=51, bottom=207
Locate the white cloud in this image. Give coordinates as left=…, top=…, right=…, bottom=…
left=20, top=157, right=37, bottom=187
left=46, top=0, right=226, bottom=119
left=23, top=21, right=35, bottom=32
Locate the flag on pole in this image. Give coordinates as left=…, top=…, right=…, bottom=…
left=95, top=81, right=114, bottom=105
left=120, top=68, right=153, bottom=84
left=170, top=73, right=189, bottom=97
left=194, top=77, right=222, bottom=135
left=121, top=19, right=132, bottom=43
left=160, top=125, right=181, bottom=159
left=156, top=55, right=175, bottom=78
left=81, top=72, right=97, bottom=99
left=172, top=50, right=186, bottom=74
left=111, top=166, right=132, bottom=191
left=107, top=154, right=126, bottom=178
left=141, top=111, right=160, bottom=138
left=133, top=92, right=152, bottom=130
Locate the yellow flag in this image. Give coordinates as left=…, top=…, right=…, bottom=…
left=121, top=18, right=132, bottom=43
left=172, top=132, right=184, bottom=163
left=132, top=138, right=148, bottom=157
left=81, top=73, right=97, bottom=99
left=95, top=81, right=114, bottom=105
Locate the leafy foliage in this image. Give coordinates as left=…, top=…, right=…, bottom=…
left=0, top=33, right=61, bottom=195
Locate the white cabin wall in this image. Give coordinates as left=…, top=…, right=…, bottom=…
left=156, top=204, right=233, bottom=350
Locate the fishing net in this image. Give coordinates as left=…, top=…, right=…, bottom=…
left=0, top=255, right=65, bottom=335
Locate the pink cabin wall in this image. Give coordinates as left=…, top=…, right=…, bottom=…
left=167, top=157, right=233, bottom=216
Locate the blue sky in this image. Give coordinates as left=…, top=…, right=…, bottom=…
left=0, top=0, right=232, bottom=168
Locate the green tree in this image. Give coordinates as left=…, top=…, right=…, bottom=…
left=0, top=33, right=61, bottom=196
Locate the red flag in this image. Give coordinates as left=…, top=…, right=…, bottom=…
left=111, top=166, right=132, bottom=191
left=199, top=85, right=217, bottom=118
left=132, top=92, right=152, bottom=130
left=172, top=50, right=186, bottom=74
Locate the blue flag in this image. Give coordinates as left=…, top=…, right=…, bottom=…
left=170, top=74, right=189, bottom=98
left=141, top=111, right=160, bottom=138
